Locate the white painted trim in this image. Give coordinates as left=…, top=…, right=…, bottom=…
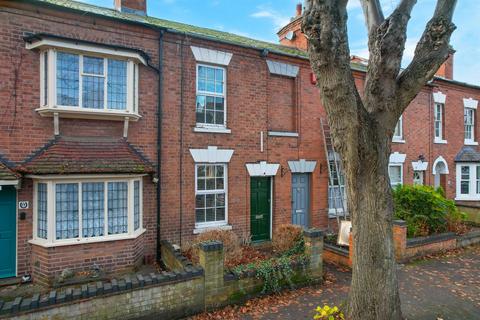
left=433, top=91, right=446, bottom=104
left=268, top=131, right=299, bottom=137
left=36, top=107, right=141, bottom=121
left=388, top=163, right=403, bottom=187
left=434, top=138, right=448, bottom=144
left=269, top=177, right=273, bottom=240
left=266, top=60, right=299, bottom=78
left=189, top=146, right=234, bottom=163
left=26, top=38, right=147, bottom=65
left=432, top=156, right=449, bottom=174
left=193, top=224, right=232, bottom=234
left=412, top=161, right=428, bottom=171
left=393, top=115, right=403, bottom=142
left=190, top=46, right=233, bottom=66
left=193, top=127, right=231, bottom=134
left=246, top=161, right=280, bottom=177
left=464, top=97, right=479, bottom=110
left=464, top=140, right=478, bottom=146
left=455, top=163, right=480, bottom=201
left=392, top=138, right=405, bottom=143
left=389, top=152, right=406, bottom=164
left=288, top=159, right=317, bottom=173
left=27, top=174, right=147, bottom=180
left=0, top=180, right=19, bottom=186
left=196, top=64, right=227, bottom=127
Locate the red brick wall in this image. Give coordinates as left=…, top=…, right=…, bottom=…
left=0, top=2, right=158, bottom=280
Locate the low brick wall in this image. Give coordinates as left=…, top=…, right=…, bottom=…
left=456, top=230, right=480, bottom=247
left=0, top=229, right=324, bottom=320
left=323, top=244, right=351, bottom=267
left=160, top=240, right=193, bottom=271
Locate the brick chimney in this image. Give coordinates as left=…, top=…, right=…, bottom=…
left=435, top=48, right=455, bottom=80
left=277, top=3, right=307, bottom=50
left=114, top=0, right=147, bottom=16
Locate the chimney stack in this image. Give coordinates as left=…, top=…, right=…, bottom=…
left=435, top=48, right=455, bottom=80
left=296, top=3, right=302, bottom=17
left=114, top=0, right=147, bottom=16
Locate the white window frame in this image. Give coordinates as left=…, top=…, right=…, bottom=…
left=434, top=103, right=447, bottom=144
left=464, top=107, right=477, bottom=145
left=413, top=171, right=424, bottom=185
left=30, top=175, right=144, bottom=247
left=194, top=63, right=229, bottom=133
left=392, top=115, right=404, bottom=143
left=194, top=164, right=228, bottom=229
left=456, top=163, right=480, bottom=200
left=388, top=164, right=403, bottom=188
left=38, top=49, right=140, bottom=119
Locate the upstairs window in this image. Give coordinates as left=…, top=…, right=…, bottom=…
left=464, top=108, right=476, bottom=144
left=434, top=103, right=445, bottom=142
left=196, top=65, right=226, bottom=127
left=393, top=115, right=404, bottom=142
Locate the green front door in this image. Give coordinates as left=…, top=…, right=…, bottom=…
left=250, top=177, right=271, bottom=242
left=0, top=186, right=16, bottom=278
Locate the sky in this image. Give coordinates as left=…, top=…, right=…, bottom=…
left=79, top=0, right=479, bottom=84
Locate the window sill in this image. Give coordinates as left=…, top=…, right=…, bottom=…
left=193, top=126, right=231, bottom=134
left=455, top=196, right=480, bottom=201
left=464, top=140, right=478, bottom=146
left=392, top=138, right=405, bottom=143
left=29, top=228, right=146, bottom=248
left=193, top=224, right=232, bottom=234
left=36, top=107, right=141, bottom=122
left=434, top=139, right=448, bottom=144
left=268, top=131, right=299, bottom=138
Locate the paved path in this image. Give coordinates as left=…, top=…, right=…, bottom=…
left=191, top=245, right=480, bottom=320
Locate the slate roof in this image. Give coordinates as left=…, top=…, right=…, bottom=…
left=0, top=155, right=18, bottom=181
left=18, top=136, right=155, bottom=175
left=26, top=0, right=372, bottom=71
left=455, top=146, right=480, bottom=162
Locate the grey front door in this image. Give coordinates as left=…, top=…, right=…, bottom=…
left=291, top=173, right=309, bottom=228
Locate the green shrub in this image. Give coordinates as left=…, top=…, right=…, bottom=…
left=393, top=185, right=466, bottom=237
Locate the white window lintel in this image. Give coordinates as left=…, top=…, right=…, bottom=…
left=464, top=97, right=479, bottom=110
left=288, top=159, right=317, bottom=173
left=412, top=161, right=428, bottom=171
left=266, top=60, right=299, bottom=78
left=433, top=91, right=446, bottom=104
left=189, top=146, right=234, bottom=163
left=190, top=46, right=233, bottom=66
left=389, top=152, right=406, bottom=164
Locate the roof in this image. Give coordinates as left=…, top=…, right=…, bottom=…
left=0, top=155, right=18, bottom=181
left=18, top=136, right=155, bottom=175
left=455, top=146, right=480, bottom=162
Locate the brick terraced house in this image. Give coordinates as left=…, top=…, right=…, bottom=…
left=0, top=0, right=478, bottom=284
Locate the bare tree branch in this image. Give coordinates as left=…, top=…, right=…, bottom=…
left=363, top=0, right=416, bottom=116
left=302, top=0, right=365, bottom=158
left=396, top=0, right=457, bottom=112
left=360, top=0, right=385, bottom=32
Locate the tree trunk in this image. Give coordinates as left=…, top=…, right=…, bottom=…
left=343, top=120, right=402, bottom=320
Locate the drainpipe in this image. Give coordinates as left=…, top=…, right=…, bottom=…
left=156, top=30, right=165, bottom=262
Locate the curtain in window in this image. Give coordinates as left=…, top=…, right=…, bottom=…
left=82, top=182, right=104, bottom=237
left=108, top=182, right=128, bottom=234
left=37, top=183, right=48, bottom=239
left=134, top=180, right=140, bottom=230
left=55, top=183, right=79, bottom=239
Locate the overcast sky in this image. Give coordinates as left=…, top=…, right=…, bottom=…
left=79, top=0, right=479, bottom=84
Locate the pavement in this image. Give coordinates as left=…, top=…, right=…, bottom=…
left=190, top=245, right=480, bottom=320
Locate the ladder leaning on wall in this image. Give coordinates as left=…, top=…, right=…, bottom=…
left=320, top=118, right=351, bottom=244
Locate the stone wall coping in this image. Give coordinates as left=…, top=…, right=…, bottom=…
left=406, top=232, right=456, bottom=248
left=303, top=229, right=325, bottom=238
left=393, top=220, right=407, bottom=227
left=457, top=230, right=480, bottom=241
left=324, top=243, right=349, bottom=256
left=0, top=266, right=204, bottom=317
left=199, top=240, right=223, bottom=252
left=160, top=240, right=194, bottom=268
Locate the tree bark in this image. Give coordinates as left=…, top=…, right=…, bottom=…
left=302, top=1, right=457, bottom=319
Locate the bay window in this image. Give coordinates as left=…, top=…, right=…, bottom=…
left=32, top=177, right=144, bottom=246
left=456, top=163, right=480, bottom=200
left=195, top=164, right=227, bottom=228
left=196, top=65, right=226, bottom=128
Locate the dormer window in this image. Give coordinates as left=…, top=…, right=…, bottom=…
left=26, top=34, right=146, bottom=121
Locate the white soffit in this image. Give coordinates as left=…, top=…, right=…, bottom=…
left=288, top=159, right=317, bottom=173
left=190, top=46, right=233, bottom=66
left=246, top=161, right=280, bottom=177
left=433, top=91, right=446, bottom=104
left=464, top=98, right=479, bottom=109
left=412, top=161, right=428, bottom=171
left=266, top=60, right=299, bottom=78
left=189, top=146, right=234, bottom=163
left=389, top=152, right=406, bottom=164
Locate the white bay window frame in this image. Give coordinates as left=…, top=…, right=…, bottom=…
left=30, top=175, right=145, bottom=247
left=35, top=46, right=141, bottom=121
left=456, top=163, right=480, bottom=200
